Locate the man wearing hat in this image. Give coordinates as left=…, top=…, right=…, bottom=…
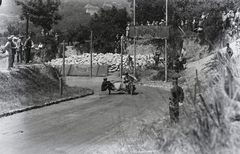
left=2, top=36, right=13, bottom=70
left=16, top=35, right=24, bottom=63
left=11, top=36, right=18, bottom=67
left=24, top=34, right=34, bottom=64
left=169, top=78, right=184, bottom=123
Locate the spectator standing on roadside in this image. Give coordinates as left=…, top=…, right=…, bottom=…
left=169, top=78, right=184, bottom=123
left=154, top=52, right=160, bottom=67
left=226, top=43, right=233, bottom=58
left=11, top=37, right=18, bottom=67
left=127, top=54, right=133, bottom=69
left=2, top=36, right=13, bottom=70
left=24, top=35, right=34, bottom=64
left=16, top=35, right=24, bottom=64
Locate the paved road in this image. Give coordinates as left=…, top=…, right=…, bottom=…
left=0, top=77, right=170, bottom=154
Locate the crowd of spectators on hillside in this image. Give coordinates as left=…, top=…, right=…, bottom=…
left=178, top=7, right=240, bottom=34
left=222, top=7, right=240, bottom=30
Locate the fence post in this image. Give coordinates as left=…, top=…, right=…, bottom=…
left=60, top=40, right=65, bottom=95
left=62, top=40, right=65, bottom=78
left=59, top=77, right=63, bottom=96
left=90, top=31, right=93, bottom=78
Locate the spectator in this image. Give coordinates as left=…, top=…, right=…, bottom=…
left=197, top=19, right=204, bottom=33
left=127, top=54, right=133, bottom=69
left=12, top=37, right=18, bottom=66
left=169, top=78, right=184, bottom=123
left=192, top=17, right=197, bottom=31
left=38, top=42, right=43, bottom=49
left=222, top=11, right=228, bottom=29
left=181, top=47, right=187, bottom=57
left=228, top=10, right=235, bottom=29
left=159, top=19, right=165, bottom=26
left=201, top=12, right=207, bottom=20
left=154, top=52, right=160, bottom=67
left=2, top=36, right=13, bottom=70
left=235, top=8, right=240, bottom=25
left=226, top=43, right=233, bottom=58
left=24, top=35, right=34, bottom=64
left=16, top=35, right=24, bottom=64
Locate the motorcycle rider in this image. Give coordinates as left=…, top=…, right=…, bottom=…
left=123, top=71, right=136, bottom=90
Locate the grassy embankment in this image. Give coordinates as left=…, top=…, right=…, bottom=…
left=119, top=51, right=240, bottom=154
left=0, top=64, right=93, bottom=117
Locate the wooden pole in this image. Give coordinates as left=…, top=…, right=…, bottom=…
left=133, top=0, right=136, bottom=77
left=59, top=77, right=63, bottom=96
left=90, top=31, right=93, bottom=78
left=120, top=35, right=124, bottom=79
left=62, top=40, right=65, bottom=79
left=26, top=13, right=29, bottom=38
left=164, top=0, right=168, bottom=82
left=134, top=36, right=136, bottom=76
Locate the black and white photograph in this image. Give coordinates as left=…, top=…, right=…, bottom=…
left=0, top=0, right=240, bottom=153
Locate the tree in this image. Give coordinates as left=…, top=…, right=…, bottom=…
left=15, top=0, right=62, bottom=31
left=7, top=24, right=16, bottom=35
left=89, top=6, right=131, bottom=53
left=135, top=0, right=168, bottom=25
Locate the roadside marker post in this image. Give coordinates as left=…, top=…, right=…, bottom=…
left=90, top=31, right=93, bottom=78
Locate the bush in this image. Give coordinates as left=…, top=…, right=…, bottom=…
left=33, top=37, right=59, bottom=62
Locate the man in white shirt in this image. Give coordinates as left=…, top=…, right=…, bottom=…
left=3, top=36, right=13, bottom=70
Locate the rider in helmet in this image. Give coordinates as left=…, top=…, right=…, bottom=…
left=123, top=71, right=135, bottom=89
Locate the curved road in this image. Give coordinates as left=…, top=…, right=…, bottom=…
left=0, top=77, right=170, bottom=154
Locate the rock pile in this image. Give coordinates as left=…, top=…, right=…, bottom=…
left=48, top=53, right=156, bottom=72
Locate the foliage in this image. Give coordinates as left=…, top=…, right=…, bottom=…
left=89, top=6, right=131, bottom=53
left=15, top=0, right=62, bottom=31
left=135, top=0, right=240, bottom=52
left=33, top=36, right=58, bottom=62
left=64, top=24, right=90, bottom=46
left=135, top=0, right=169, bottom=25
left=7, top=24, right=16, bottom=36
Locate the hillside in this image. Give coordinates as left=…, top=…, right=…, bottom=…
left=0, top=0, right=130, bottom=35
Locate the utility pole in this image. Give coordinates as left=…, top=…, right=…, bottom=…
left=120, top=34, right=124, bottom=79
left=26, top=13, right=29, bottom=38
left=90, top=31, right=93, bottom=78
left=165, top=0, right=168, bottom=82
left=133, top=0, right=136, bottom=77
left=62, top=40, right=65, bottom=78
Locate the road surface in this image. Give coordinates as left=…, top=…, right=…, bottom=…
left=0, top=77, right=170, bottom=154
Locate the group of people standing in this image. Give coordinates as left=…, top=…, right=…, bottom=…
left=2, top=35, right=34, bottom=70
left=222, top=8, right=240, bottom=30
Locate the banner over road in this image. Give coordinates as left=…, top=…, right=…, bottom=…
left=129, top=25, right=169, bottom=39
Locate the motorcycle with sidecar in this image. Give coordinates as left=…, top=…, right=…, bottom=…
left=101, top=78, right=136, bottom=95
